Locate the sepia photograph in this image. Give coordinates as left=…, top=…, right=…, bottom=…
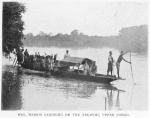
left=1, top=0, right=148, bottom=115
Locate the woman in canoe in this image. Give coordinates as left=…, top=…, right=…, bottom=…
left=83, top=60, right=90, bottom=75
left=90, top=61, right=97, bottom=76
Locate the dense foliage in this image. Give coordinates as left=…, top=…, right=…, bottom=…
left=23, top=25, right=148, bottom=53
left=3, top=2, right=26, bottom=56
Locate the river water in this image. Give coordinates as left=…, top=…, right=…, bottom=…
left=2, top=47, right=148, bottom=110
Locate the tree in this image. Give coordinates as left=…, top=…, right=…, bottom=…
left=48, top=33, right=53, bottom=36
left=3, top=2, right=26, bottom=56
left=38, top=31, right=47, bottom=36
left=71, top=30, right=78, bottom=41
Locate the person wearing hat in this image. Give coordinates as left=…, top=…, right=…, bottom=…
left=116, top=51, right=131, bottom=78
left=107, top=51, right=114, bottom=75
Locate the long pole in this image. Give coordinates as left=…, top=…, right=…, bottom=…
left=130, top=51, right=134, bottom=83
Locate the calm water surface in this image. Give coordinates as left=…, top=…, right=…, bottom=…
left=2, top=47, right=148, bottom=110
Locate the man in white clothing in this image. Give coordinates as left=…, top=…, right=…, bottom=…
left=64, top=50, right=70, bottom=58
left=107, top=51, right=114, bottom=75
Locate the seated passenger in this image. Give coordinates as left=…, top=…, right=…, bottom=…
left=40, top=57, right=46, bottom=71
left=45, top=56, right=50, bottom=73
left=50, top=54, right=53, bottom=60
left=48, top=56, right=54, bottom=70
left=53, top=60, right=60, bottom=71
left=29, top=55, right=34, bottom=69
left=24, top=49, right=29, bottom=57
left=64, top=50, right=70, bottom=58
left=23, top=49, right=29, bottom=67
left=76, top=63, right=80, bottom=73
left=90, top=61, right=97, bottom=76
left=83, top=60, right=89, bottom=75
left=33, top=55, right=37, bottom=70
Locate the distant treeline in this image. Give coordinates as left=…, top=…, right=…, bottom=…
left=23, top=25, right=148, bottom=53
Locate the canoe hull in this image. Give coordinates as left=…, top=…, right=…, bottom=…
left=51, top=70, right=117, bottom=84
left=22, top=68, right=118, bottom=84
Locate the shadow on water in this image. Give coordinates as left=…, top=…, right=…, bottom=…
left=2, top=66, right=23, bottom=110
left=2, top=65, right=125, bottom=110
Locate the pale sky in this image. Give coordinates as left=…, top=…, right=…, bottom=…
left=22, top=1, right=148, bottom=36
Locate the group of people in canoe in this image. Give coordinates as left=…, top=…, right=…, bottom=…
left=12, top=48, right=61, bottom=73
left=82, top=60, right=97, bottom=76
left=12, top=48, right=98, bottom=76
left=63, top=50, right=97, bottom=76
left=12, top=47, right=131, bottom=78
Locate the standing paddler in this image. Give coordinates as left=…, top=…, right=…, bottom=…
left=116, top=51, right=131, bottom=78
left=107, top=51, right=114, bottom=75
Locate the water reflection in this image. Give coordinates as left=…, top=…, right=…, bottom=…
left=107, top=90, right=113, bottom=110
left=115, top=91, right=121, bottom=110
left=2, top=65, right=125, bottom=110
left=106, top=90, right=122, bottom=111
left=2, top=70, right=23, bottom=110
left=23, top=71, right=124, bottom=99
